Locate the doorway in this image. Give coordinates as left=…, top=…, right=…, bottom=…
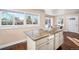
left=67, top=16, right=78, bottom=33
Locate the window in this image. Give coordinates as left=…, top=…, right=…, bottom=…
left=26, top=14, right=32, bottom=24
left=57, top=16, right=64, bottom=25
left=26, top=14, right=39, bottom=24
left=56, top=16, right=64, bottom=29
left=0, top=10, right=40, bottom=29
left=45, top=17, right=53, bottom=27
left=13, top=13, right=25, bottom=25
left=0, top=11, right=13, bottom=25
left=32, top=15, right=38, bottom=24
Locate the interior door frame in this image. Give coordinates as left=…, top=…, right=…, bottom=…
left=66, top=16, right=78, bottom=33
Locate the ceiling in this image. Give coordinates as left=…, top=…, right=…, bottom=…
left=2, top=9, right=79, bottom=16
left=44, top=9, right=79, bottom=16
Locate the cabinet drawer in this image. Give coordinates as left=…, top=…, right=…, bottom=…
left=36, top=39, right=54, bottom=50
left=36, top=42, right=49, bottom=50
left=36, top=37, right=49, bottom=46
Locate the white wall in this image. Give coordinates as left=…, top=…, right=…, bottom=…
left=54, top=14, right=79, bottom=33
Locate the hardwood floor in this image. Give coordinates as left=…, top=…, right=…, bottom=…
left=61, top=32, right=79, bottom=50
left=0, top=42, right=27, bottom=50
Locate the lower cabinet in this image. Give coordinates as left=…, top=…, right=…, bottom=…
left=59, top=31, right=64, bottom=46
left=36, top=42, right=49, bottom=50
left=48, top=39, right=54, bottom=50
left=37, top=39, right=54, bottom=50
left=55, top=31, right=64, bottom=50
left=0, top=42, right=27, bottom=50
left=27, top=35, right=54, bottom=50
left=27, top=31, right=64, bottom=50
left=55, top=32, right=60, bottom=49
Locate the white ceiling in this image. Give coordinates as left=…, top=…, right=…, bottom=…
left=4, top=9, right=79, bottom=16
left=45, top=9, right=79, bottom=16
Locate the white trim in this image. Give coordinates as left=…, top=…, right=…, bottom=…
left=0, top=25, right=40, bottom=29
left=1, top=9, right=41, bottom=16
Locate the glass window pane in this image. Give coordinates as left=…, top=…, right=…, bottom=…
left=26, top=14, right=32, bottom=24
left=14, top=13, right=25, bottom=25
left=32, top=15, right=38, bottom=24
left=0, top=11, right=13, bottom=25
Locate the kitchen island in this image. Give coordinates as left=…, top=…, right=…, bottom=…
left=25, top=28, right=64, bottom=50
left=0, top=29, right=29, bottom=50
left=0, top=28, right=63, bottom=50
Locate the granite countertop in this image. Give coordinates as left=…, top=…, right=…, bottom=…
left=25, top=29, right=49, bottom=41
left=48, top=28, right=63, bottom=34
left=25, top=28, right=63, bottom=41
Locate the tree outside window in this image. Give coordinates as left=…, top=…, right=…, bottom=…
left=0, top=12, right=13, bottom=25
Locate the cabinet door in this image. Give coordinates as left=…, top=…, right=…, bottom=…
left=59, top=31, right=64, bottom=46
left=36, top=37, right=48, bottom=46
left=48, top=39, right=54, bottom=50
left=37, top=39, right=54, bottom=50
left=55, top=33, right=60, bottom=49
left=36, top=42, right=49, bottom=50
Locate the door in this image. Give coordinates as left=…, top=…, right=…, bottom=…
left=67, top=16, right=78, bottom=33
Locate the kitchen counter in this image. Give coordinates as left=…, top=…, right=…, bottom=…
left=48, top=28, right=63, bottom=34
left=25, top=29, right=49, bottom=41
left=25, top=28, right=63, bottom=41
left=0, top=28, right=33, bottom=49
left=0, top=28, right=63, bottom=49
left=26, top=28, right=63, bottom=50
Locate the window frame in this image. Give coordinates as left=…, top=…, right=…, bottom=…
left=0, top=10, right=40, bottom=29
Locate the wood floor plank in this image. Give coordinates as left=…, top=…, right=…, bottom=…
left=61, top=32, right=79, bottom=50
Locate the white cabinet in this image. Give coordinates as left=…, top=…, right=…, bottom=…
left=36, top=37, right=49, bottom=50
left=36, top=42, right=49, bottom=50
left=48, top=39, right=54, bottom=50
left=27, top=31, right=63, bottom=50
left=59, top=31, right=64, bottom=46
left=36, top=37, right=48, bottom=46
left=55, top=31, right=64, bottom=49
left=27, top=35, right=54, bottom=50
left=37, top=37, right=54, bottom=50
left=36, top=35, right=54, bottom=50
left=55, top=33, right=60, bottom=49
